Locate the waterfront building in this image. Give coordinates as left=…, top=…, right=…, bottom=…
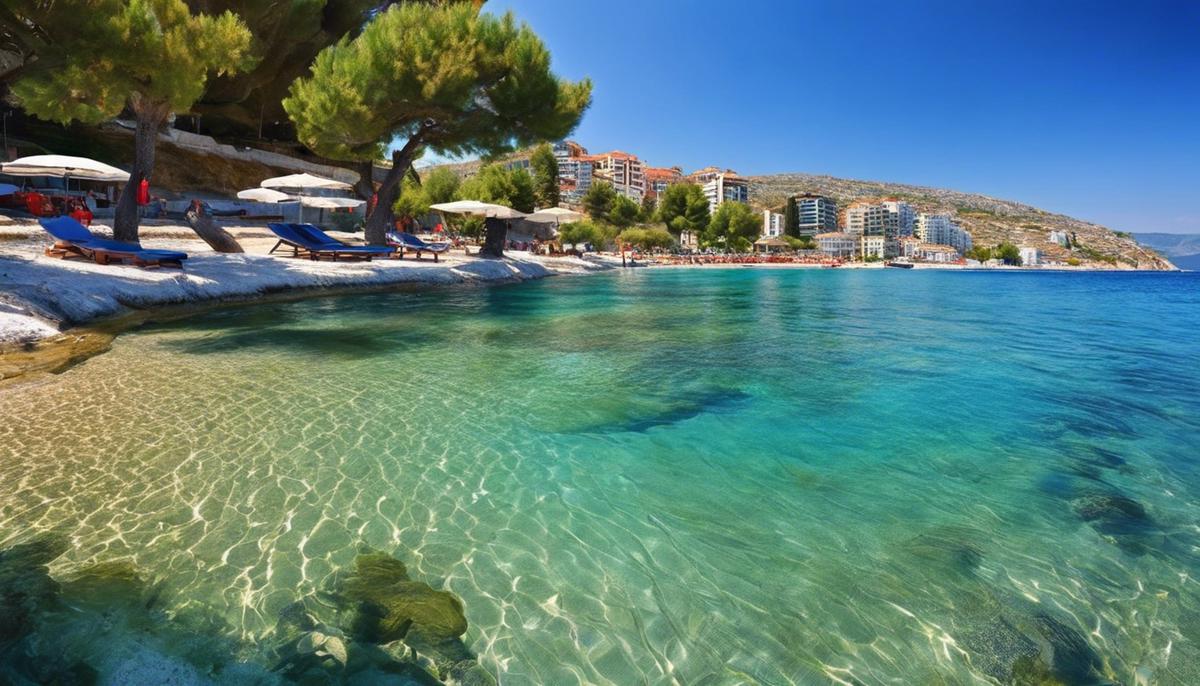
left=644, top=166, right=683, bottom=202
left=882, top=200, right=915, bottom=237
left=914, top=244, right=961, bottom=262
left=587, top=151, right=645, bottom=200
left=915, top=212, right=973, bottom=253
left=816, top=232, right=858, bottom=259
left=1020, top=246, right=1041, bottom=266
left=762, top=210, right=785, bottom=238
left=553, top=140, right=588, bottom=161
left=703, top=172, right=749, bottom=211
left=844, top=202, right=889, bottom=236
left=792, top=193, right=838, bottom=236
left=897, top=236, right=921, bottom=258
left=557, top=158, right=593, bottom=202
left=860, top=235, right=886, bottom=260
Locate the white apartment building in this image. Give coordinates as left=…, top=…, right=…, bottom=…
left=816, top=232, right=858, bottom=258
left=557, top=158, right=592, bottom=201
left=860, top=235, right=886, bottom=260
left=882, top=200, right=915, bottom=237
left=1020, top=246, right=1040, bottom=266
left=793, top=194, right=837, bottom=236
left=844, top=202, right=886, bottom=236
left=762, top=210, right=785, bottom=238
left=915, top=212, right=973, bottom=253
left=701, top=173, right=749, bottom=212
left=1048, top=230, right=1069, bottom=246
left=588, top=151, right=645, bottom=200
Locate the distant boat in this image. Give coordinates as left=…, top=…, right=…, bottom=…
left=886, top=261, right=914, bottom=269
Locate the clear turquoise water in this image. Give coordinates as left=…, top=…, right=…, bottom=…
left=2, top=268, right=1199, bottom=684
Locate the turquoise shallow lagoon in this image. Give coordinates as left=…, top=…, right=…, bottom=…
left=2, top=268, right=1199, bottom=684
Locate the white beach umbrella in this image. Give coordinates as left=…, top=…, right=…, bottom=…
left=299, top=196, right=365, bottom=209
left=237, top=187, right=295, bottom=203
left=430, top=200, right=527, bottom=218
left=259, top=172, right=352, bottom=191
left=1, top=154, right=130, bottom=182
left=526, top=207, right=582, bottom=224
left=261, top=172, right=354, bottom=223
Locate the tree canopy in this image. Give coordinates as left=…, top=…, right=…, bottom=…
left=9, top=0, right=253, bottom=240
left=582, top=181, right=616, bottom=222
left=284, top=1, right=591, bottom=243
left=529, top=142, right=559, bottom=208
left=608, top=194, right=640, bottom=228
left=657, top=183, right=709, bottom=238
left=617, top=227, right=674, bottom=251
left=457, top=164, right=536, bottom=213
left=557, top=220, right=611, bottom=251
left=705, top=201, right=760, bottom=252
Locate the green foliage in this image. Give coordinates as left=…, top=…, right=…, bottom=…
left=617, top=227, right=675, bottom=251
left=10, top=0, right=254, bottom=125
left=608, top=194, right=640, bottom=228
left=423, top=167, right=462, bottom=207
left=557, top=220, right=608, bottom=250
left=582, top=181, right=617, bottom=222
left=783, top=236, right=814, bottom=250
left=965, top=246, right=993, bottom=261
left=704, top=202, right=759, bottom=252
left=657, top=183, right=708, bottom=237
left=1067, top=257, right=1081, bottom=266
left=996, top=242, right=1022, bottom=266
left=284, top=3, right=592, bottom=164
left=529, top=143, right=559, bottom=208
left=639, top=194, right=658, bottom=223
left=457, top=164, right=536, bottom=213
left=784, top=196, right=799, bottom=237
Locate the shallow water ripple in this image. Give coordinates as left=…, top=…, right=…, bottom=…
left=2, top=269, right=1199, bottom=684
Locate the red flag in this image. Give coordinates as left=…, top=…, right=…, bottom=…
left=137, top=178, right=150, bottom=206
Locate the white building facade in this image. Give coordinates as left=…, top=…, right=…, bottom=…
left=762, top=210, right=785, bottom=238
left=915, top=212, right=973, bottom=253
left=816, top=232, right=858, bottom=258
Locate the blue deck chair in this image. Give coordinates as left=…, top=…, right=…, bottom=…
left=267, top=223, right=395, bottom=261
left=39, top=216, right=188, bottom=268
left=386, top=230, right=451, bottom=262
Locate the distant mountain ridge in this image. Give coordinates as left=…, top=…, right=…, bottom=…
left=1133, top=233, right=1200, bottom=270
left=749, top=173, right=1174, bottom=270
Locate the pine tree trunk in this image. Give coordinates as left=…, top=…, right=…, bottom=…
left=186, top=208, right=244, bottom=253
left=480, top=217, right=507, bottom=258
left=113, top=105, right=166, bottom=243
left=362, top=124, right=433, bottom=245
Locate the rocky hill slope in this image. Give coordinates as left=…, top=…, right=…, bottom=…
left=750, top=173, right=1173, bottom=270
left=1133, top=233, right=1200, bottom=271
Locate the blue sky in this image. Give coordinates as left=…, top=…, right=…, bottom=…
left=468, top=0, right=1199, bottom=234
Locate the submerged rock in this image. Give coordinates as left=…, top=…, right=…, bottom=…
left=902, top=526, right=985, bottom=574
left=339, top=551, right=468, bottom=646
left=1070, top=489, right=1158, bottom=554
left=0, top=533, right=68, bottom=641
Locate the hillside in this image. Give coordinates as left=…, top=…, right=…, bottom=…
left=1133, top=233, right=1200, bottom=271
left=749, top=173, right=1174, bottom=270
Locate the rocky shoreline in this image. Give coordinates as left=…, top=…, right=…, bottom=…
left=0, top=221, right=619, bottom=383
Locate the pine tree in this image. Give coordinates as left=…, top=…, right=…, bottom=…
left=784, top=196, right=800, bottom=237
left=9, top=0, right=253, bottom=241
left=582, top=181, right=616, bottom=222
left=529, top=143, right=560, bottom=208
left=284, top=3, right=591, bottom=247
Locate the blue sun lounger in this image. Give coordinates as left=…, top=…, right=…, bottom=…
left=39, top=216, right=188, bottom=268
left=386, top=230, right=451, bottom=262
left=267, top=223, right=396, bottom=261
